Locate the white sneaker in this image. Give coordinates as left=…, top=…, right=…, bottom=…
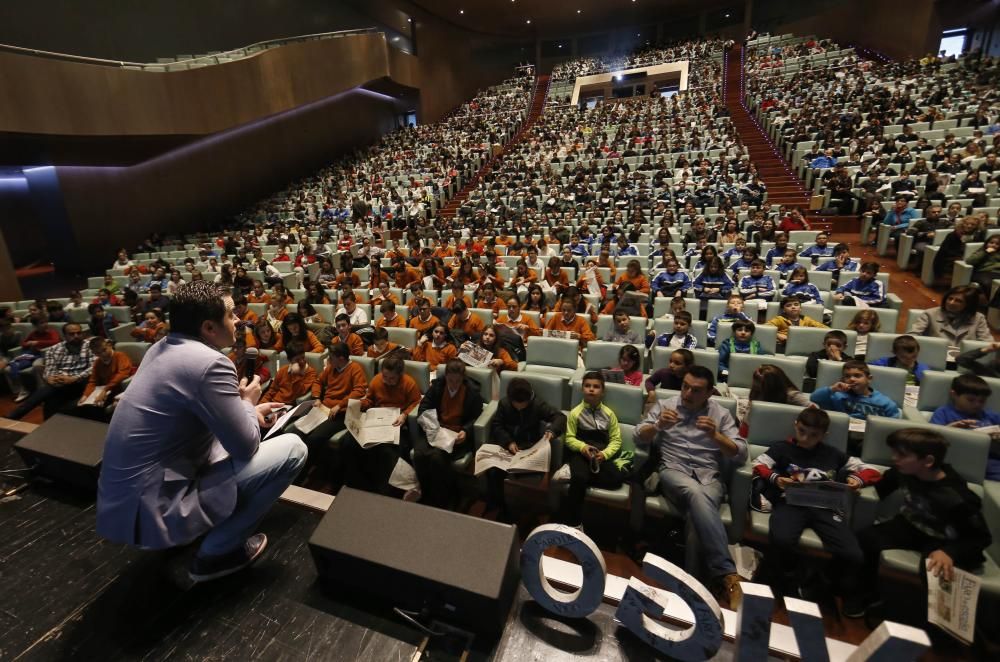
left=14, top=390, right=29, bottom=403
left=551, top=464, right=571, bottom=482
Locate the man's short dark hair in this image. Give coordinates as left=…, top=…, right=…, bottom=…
left=168, top=281, right=228, bottom=336
left=335, top=313, right=351, bottom=325
left=382, top=356, right=404, bottom=374
left=824, top=330, right=847, bottom=345
left=285, top=341, right=307, bottom=361
left=328, top=341, right=350, bottom=360
left=731, top=319, right=755, bottom=334
left=797, top=407, right=830, bottom=431
left=88, top=337, right=108, bottom=352
left=444, top=358, right=466, bottom=375
left=952, top=373, right=991, bottom=398
left=886, top=428, right=948, bottom=468
left=507, top=377, right=534, bottom=403
left=685, top=365, right=716, bottom=389
left=673, top=310, right=693, bottom=325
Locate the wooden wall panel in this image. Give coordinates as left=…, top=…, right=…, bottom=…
left=52, top=89, right=402, bottom=273
left=0, top=33, right=419, bottom=136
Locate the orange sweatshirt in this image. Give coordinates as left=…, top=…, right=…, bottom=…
left=447, top=313, right=485, bottom=337
left=545, top=313, right=595, bottom=345
left=413, top=342, right=457, bottom=371
left=312, top=361, right=368, bottom=410
left=408, top=314, right=440, bottom=336
left=361, top=372, right=422, bottom=414
left=83, top=352, right=133, bottom=397
left=262, top=364, right=317, bottom=405
left=274, top=330, right=324, bottom=354
left=329, top=332, right=365, bottom=356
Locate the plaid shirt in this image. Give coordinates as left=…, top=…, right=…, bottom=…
left=43, top=341, right=94, bottom=380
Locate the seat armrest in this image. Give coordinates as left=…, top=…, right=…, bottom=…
left=952, top=260, right=973, bottom=288
left=727, top=460, right=753, bottom=543
left=474, top=401, right=498, bottom=448
left=902, top=405, right=926, bottom=422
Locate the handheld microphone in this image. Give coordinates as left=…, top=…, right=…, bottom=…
left=243, top=347, right=259, bottom=380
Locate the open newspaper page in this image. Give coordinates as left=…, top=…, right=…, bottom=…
left=80, top=385, right=107, bottom=407
left=927, top=566, right=981, bottom=645
left=263, top=400, right=314, bottom=440
left=388, top=458, right=419, bottom=491
left=543, top=328, right=574, bottom=340
left=345, top=399, right=401, bottom=448
left=292, top=402, right=331, bottom=435
left=583, top=267, right=602, bottom=297
left=457, top=342, right=493, bottom=368
left=474, top=438, right=550, bottom=476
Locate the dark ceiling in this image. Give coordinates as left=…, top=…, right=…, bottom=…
left=409, top=0, right=741, bottom=37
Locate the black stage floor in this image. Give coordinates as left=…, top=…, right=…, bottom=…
left=0, top=429, right=754, bottom=661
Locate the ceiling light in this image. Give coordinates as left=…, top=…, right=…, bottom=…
left=407, top=18, right=411, bottom=22
left=577, top=9, right=581, bottom=13
left=459, top=9, right=464, bottom=14
left=526, top=19, right=531, bottom=24
left=725, top=13, right=731, bottom=18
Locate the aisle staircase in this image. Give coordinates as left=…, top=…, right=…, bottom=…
left=439, top=74, right=550, bottom=219
left=723, top=47, right=834, bottom=231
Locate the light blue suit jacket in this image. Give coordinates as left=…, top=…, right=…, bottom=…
left=97, top=335, right=260, bottom=549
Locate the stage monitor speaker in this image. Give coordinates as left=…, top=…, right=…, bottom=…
left=309, top=487, right=520, bottom=636
left=13, top=414, right=107, bottom=491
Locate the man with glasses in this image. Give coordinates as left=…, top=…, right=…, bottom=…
left=8, top=322, right=93, bottom=420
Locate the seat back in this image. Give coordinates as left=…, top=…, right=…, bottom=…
left=815, top=360, right=907, bottom=408
left=715, top=322, right=778, bottom=354
left=304, top=351, right=327, bottom=376
left=499, top=371, right=567, bottom=410
left=830, top=306, right=899, bottom=333
left=746, top=401, right=849, bottom=452
left=862, top=416, right=989, bottom=484
left=525, top=336, right=579, bottom=370
left=106, top=306, right=132, bottom=323
left=584, top=340, right=646, bottom=371
left=570, top=380, right=645, bottom=425
left=113, top=341, right=151, bottom=367
left=785, top=326, right=857, bottom=357
left=386, top=326, right=418, bottom=348
left=350, top=355, right=376, bottom=382
left=866, top=332, right=950, bottom=371
left=728, top=354, right=807, bottom=389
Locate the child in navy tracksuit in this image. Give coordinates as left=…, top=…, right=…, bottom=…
left=798, top=232, right=836, bottom=265
left=651, top=259, right=692, bottom=299
left=739, top=259, right=777, bottom=302
left=718, top=319, right=770, bottom=377
left=781, top=266, right=824, bottom=305
left=764, top=236, right=790, bottom=266
left=729, top=248, right=759, bottom=277
left=752, top=408, right=880, bottom=597
left=834, top=262, right=885, bottom=307
left=652, top=310, right=698, bottom=349
left=774, top=249, right=799, bottom=280
left=693, top=257, right=734, bottom=303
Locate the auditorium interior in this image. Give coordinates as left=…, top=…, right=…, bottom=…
left=2, top=0, right=1000, bottom=660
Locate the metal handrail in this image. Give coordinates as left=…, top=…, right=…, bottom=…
left=0, top=27, right=381, bottom=70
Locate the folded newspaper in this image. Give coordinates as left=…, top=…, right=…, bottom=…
left=784, top=480, right=857, bottom=518
left=292, top=402, right=331, bottom=435
left=80, top=385, right=108, bottom=407
left=345, top=399, right=401, bottom=448
left=458, top=342, right=493, bottom=368
left=418, top=409, right=459, bottom=453
left=927, top=566, right=981, bottom=645
left=474, top=440, right=550, bottom=476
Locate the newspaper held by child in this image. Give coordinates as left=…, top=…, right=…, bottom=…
left=474, top=438, right=551, bottom=476
left=345, top=398, right=401, bottom=448
left=927, top=565, right=981, bottom=645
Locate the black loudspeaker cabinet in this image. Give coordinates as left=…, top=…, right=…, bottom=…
left=309, top=487, right=520, bottom=637
left=13, top=414, right=108, bottom=491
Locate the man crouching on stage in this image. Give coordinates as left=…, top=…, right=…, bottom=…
left=97, top=281, right=307, bottom=582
